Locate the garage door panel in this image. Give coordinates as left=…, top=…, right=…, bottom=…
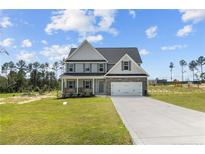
left=111, top=82, right=142, bottom=96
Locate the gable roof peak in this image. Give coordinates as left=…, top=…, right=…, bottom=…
left=66, top=40, right=108, bottom=62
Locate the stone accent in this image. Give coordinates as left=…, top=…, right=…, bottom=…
left=105, top=77, right=147, bottom=96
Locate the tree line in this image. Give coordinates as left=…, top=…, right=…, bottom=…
left=169, top=56, right=205, bottom=82
left=0, top=59, right=64, bottom=93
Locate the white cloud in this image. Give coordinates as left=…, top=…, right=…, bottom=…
left=128, top=10, right=136, bottom=18
left=21, top=39, right=32, bottom=48
left=41, top=40, right=48, bottom=45
left=40, top=44, right=76, bottom=61
left=94, top=10, right=118, bottom=36
left=176, top=25, right=192, bottom=37
left=45, top=9, right=117, bottom=36
left=45, top=10, right=94, bottom=35
left=180, top=10, right=205, bottom=23
left=161, top=44, right=187, bottom=51
left=139, top=49, right=150, bottom=56
left=0, top=17, right=12, bottom=28
left=86, top=34, right=103, bottom=43
left=145, top=26, right=158, bottom=39
left=17, top=51, right=35, bottom=61
left=0, top=38, right=14, bottom=47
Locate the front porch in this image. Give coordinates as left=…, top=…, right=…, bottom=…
left=61, top=77, right=106, bottom=97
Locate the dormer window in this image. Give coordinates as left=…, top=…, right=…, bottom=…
left=122, top=61, right=131, bottom=71
left=98, top=63, right=104, bottom=72
left=68, top=64, right=74, bottom=72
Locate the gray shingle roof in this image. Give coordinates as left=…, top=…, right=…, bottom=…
left=69, top=47, right=142, bottom=64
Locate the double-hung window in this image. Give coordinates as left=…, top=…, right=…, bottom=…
left=84, top=81, right=91, bottom=89
left=123, top=61, right=129, bottom=70
left=98, top=63, right=104, bottom=72
left=122, top=61, right=131, bottom=71
left=84, top=64, right=91, bottom=73
left=68, top=64, right=74, bottom=72
left=68, top=81, right=75, bottom=88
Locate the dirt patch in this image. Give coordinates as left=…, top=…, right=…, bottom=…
left=0, top=94, right=55, bottom=105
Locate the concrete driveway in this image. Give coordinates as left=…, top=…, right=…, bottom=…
left=111, top=96, right=205, bottom=145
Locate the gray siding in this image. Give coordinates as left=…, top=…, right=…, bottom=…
left=75, top=64, right=84, bottom=73
left=68, top=42, right=106, bottom=60
left=65, top=63, right=107, bottom=73
left=92, top=63, right=98, bottom=73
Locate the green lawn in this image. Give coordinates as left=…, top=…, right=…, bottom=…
left=0, top=97, right=131, bottom=144
left=149, top=85, right=205, bottom=112
left=0, top=93, right=22, bottom=98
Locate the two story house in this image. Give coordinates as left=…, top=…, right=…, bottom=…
left=61, top=40, right=148, bottom=96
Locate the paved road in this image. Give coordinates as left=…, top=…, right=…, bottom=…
left=111, top=96, right=205, bottom=145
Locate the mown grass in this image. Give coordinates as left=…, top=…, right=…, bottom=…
left=0, top=97, right=131, bottom=145
left=149, top=85, right=205, bottom=112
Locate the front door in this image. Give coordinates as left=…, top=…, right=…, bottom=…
left=99, top=81, right=104, bottom=93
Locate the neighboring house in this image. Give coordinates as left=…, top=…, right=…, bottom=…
left=61, top=40, right=148, bottom=96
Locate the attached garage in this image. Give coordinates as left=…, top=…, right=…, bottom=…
left=111, top=82, right=142, bottom=96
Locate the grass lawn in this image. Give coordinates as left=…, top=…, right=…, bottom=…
left=149, top=85, right=205, bottom=112
left=0, top=93, right=22, bottom=98
left=0, top=97, right=131, bottom=145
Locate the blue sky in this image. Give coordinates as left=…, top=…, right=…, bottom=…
left=0, top=9, right=205, bottom=80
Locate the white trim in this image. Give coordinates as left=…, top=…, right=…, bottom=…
left=105, top=53, right=149, bottom=76
left=61, top=76, right=105, bottom=79
left=76, top=78, right=79, bottom=94
left=92, top=78, right=95, bottom=94
left=61, top=75, right=147, bottom=79
left=66, top=40, right=108, bottom=62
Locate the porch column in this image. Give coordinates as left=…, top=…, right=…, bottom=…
left=76, top=78, right=79, bottom=94
left=92, top=78, right=95, bottom=94
left=61, top=78, right=64, bottom=93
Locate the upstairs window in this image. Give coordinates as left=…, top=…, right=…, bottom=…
left=68, top=64, right=74, bottom=72
left=122, top=61, right=131, bottom=71
left=98, top=63, right=104, bottom=72
left=84, top=64, right=91, bottom=73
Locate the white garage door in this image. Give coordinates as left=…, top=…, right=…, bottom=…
left=111, top=82, right=142, bottom=96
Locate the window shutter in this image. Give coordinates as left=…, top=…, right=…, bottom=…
left=121, top=61, right=124, bottom=71
left=90, top=81, right=92, bottom=88
left=67, top=64, right=69, bottom=72
left=129, top=61, right=131, bottom=71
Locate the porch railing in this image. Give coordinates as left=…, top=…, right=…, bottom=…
left=63, top=88, right=93, bottom=97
